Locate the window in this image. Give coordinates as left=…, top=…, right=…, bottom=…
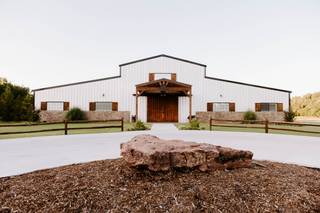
left=96, top=102, right=112, bottom=111
left=154, top=73, right=172, bottom=80
left=89, top=102, right=118, bottom=111
left=207, top=102, right=235, bottom=112
left=149, top=73, right=176, bottom=81
left=47, top=101, right=64, bottom=111
left=260, top=103, right=277, bottom=112
left=213, top=102, right=230, bottom=112
left=40, top=101, right=69, bottom=111
left=269, top=103, right=277, bottom=112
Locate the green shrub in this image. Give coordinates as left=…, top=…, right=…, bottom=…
left=31, top=110, right=41, bottom=122
left=180, top=119, right=201, bottom=130
left=243, top=111, right=257, bottom=121
left=135, top=120, right=148, bottom=130
left=284, top=111, right=296, bottom=122
left=189, top=118, right=200, bottom=129
left=65, top=107, right=86, bottom=121
left=129, top=120, right=149, bottom=131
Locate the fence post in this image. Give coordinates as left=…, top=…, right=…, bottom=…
left=209, top=117, right=212, bottom=131
left=265, top=119, right=269, bottom=134
left=64, top=120, right=68, bottom=135
left=121, top=118, right=124, bottom=132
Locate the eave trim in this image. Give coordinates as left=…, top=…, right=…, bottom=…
left=32, top=75, right=121, bottom=92
left=205, top=76, right=292, bottom=93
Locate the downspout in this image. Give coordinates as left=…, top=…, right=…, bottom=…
left=288, top=92, right=291, bottom=112
left=33, top=90, right=35, bottom=110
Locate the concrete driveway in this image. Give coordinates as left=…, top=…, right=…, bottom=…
left=0, top=124, right=319, bottom=177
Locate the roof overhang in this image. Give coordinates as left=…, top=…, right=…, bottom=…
left=136, top=78, right=192, bottom=96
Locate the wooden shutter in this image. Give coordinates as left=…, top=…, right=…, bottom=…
left=255, top=103, right=261, bottom=112
left=112, top=102, right=118, bottom=111
left=171, top=73, right=177, bottom=81
left=149, top=73, right=155, bottom=81
left=40, top=102, right=47, bottom=111
left=277, top=103, right=283, bottom=112
left=63, top=102, right=70, bottom=111
left=207, top=102, right=213, bottom=112
left=89, top=102, right=96, bottom=111
left=229, top=102, right=235, bottom=112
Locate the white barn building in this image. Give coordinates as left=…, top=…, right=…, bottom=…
left=33, top=54, right=291, bottom=123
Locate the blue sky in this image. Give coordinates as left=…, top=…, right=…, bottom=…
left=0, top=0, right=319, bottom=96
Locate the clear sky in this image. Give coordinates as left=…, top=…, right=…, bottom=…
left=0, top=0, right=319, bottom=96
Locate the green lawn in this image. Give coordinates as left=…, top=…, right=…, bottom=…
left=176, top=122, right=320, bottom=137
left=0, top=122, right=152, bottom=140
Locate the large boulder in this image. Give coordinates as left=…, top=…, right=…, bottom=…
left=121, top=134, right=253, bottom=172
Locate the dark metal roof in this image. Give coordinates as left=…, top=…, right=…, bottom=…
left=119, top=54, right=207, bottom=67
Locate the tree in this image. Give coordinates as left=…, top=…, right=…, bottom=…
left=0, top=79, right=36, bottom=121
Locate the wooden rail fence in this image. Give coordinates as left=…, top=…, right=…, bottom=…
left=209, top=118, right=320, bottom=135
left=0, top=119, right=124, bottom=135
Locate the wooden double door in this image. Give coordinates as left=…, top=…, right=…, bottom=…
left=147, top=95, right=178, bottom=122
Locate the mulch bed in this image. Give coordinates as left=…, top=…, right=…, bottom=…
left=0, top=159, right=319, bottom=212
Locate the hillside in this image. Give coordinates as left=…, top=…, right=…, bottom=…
left=292, top=92, right=320, bottom=117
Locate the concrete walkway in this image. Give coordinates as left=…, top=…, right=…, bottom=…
left=0, top=127, right=319, bottom=177
left=150, top=123, right=178, bottom=132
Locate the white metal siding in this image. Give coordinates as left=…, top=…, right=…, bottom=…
left=203, top=79, right=289, bottom=112
left=179, top=96, right=189, bottom=122
left=35, top=56, right=290, bottom=123
left=138, top=96, right=147, bottom=122
left=35, top=77, right=124, bottom=110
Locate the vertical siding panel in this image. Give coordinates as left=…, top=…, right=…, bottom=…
left=138, top=96, right=147, bottom=122
left=179, top=96, right=189, bottom=123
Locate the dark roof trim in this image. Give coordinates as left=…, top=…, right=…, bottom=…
left=205, top=76, right=292, bottom=93
left=119, top=54, right=207, bottom=68
left=32, top=75, right=120, bottom=91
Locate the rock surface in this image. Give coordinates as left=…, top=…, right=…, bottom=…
left=121, top=134, right=253, bottom=171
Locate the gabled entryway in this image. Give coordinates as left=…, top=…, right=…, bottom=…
left=135, top=78, right=192, bottom=122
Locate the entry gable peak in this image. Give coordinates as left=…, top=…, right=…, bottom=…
left=119, top=54, right=207, bottom=68
left=136, top=78, right=191, bottom=96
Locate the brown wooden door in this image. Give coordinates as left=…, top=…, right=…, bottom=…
left=147, top=95, right=178, bottom=122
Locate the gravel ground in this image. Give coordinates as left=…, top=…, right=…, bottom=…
left=0, top=159, right=319, bottom=212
